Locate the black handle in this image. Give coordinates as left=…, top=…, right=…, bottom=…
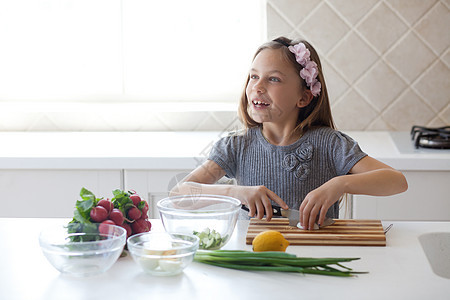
left=241, top=205, right=282, bottom=216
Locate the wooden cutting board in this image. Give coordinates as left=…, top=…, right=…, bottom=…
left=246, top=218, right=386, bottom=246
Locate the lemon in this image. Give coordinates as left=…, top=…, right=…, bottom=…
left=252, top=230, right=289, bottom=252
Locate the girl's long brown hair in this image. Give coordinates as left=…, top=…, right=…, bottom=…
left=238, top=36, right=335, bottom=135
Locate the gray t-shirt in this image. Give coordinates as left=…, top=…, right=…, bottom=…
left=208, top=126, right=367, bottom=218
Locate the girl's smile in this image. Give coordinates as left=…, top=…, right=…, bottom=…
left=251, top=98, right=271, bottom=109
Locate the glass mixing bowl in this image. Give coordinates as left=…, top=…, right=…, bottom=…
left=127, top=232, right=199, bottom=276
left=39, top=223, right=126, bottom=277
left=157, top=194, right=241, bottom=250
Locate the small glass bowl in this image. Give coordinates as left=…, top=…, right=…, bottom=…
left=157, top=195, right=241, bottom=250
left=127, top=232, right=199, bottom=276
left=39, top=223, right=126, bottom=277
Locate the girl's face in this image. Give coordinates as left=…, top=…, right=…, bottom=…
left=246, top=48, right=306, bottom=126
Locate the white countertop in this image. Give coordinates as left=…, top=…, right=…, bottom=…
left=0, top=131, right=449, bottom=170
left=1, top=218, right=449, bottom=300
left=351, top=131, right=450, bottom=171
left=0, top=131, right=219, bottom=170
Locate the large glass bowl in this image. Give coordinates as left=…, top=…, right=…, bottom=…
left=127, top=232, right=199, bottom=276
left=157, top=195, right=241, bottom=250
left=39, top=223, right=126, bottom=277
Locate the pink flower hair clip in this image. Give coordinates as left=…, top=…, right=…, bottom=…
left=288, top=43, right=321, bottom=97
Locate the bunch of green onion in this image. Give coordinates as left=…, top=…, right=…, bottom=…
left=194, top=250, right=366, bottom=277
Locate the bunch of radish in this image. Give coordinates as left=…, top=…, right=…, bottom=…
left=70, top=188, right=151, bottom=239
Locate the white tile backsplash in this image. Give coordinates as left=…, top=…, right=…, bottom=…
left=356, top=60, right=407, bottom=112
left=357, top=2, right=409, bottom=53
left=328, top=32, right=379, bottom=83
left=332, top=89, right=378, bottom=130
left=328, top=0, right=378, bottom=25
left=387, top=0, right=438, bottom=25
left=385, top=32, right=436, bottom=84
left=298, top=2, right=350, bottom=53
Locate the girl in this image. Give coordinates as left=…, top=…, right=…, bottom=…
left=171, top=36, right=408, bottom=230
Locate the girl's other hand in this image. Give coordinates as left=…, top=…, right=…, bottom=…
left=234, top=186, right=288, bottom=221
left=299, top=177, right=344, bottom=230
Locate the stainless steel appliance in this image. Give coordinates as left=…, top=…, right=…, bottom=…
left=411, top=126, right=450, bottom=149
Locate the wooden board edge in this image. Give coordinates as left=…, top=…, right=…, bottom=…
left=245, top=238, right=386, bottom=247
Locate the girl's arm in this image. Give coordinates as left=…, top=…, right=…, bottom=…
left=171, top=160, right=288, bottom=221
left=299, top=156, right=408, bottom=230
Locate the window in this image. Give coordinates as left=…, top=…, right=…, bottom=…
left=0, top=0, right=265, bottom=103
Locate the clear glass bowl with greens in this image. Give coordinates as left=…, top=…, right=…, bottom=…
left=127, top=232, right=199, bottom=276
left=157, top=195, right=241, bottom=250
left=39, top=223, right=126, bottom=277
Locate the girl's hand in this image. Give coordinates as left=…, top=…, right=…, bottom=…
left=299, top=177, right=344, bottom=230
left=233, top=185, right=288, bottom=221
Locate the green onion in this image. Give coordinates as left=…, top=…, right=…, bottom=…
left=194, top=250, right=367, bottom=277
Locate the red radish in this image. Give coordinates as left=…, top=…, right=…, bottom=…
left=128, top=207, right=141, bottom=221
left=141, top=201, right=149, bottom=216
left=109, top=208, right=124, bottom=225
left=131, top=218, right=151, bottom=234
left=130, top=194, right=142, bottom=206
left=97, top=199, right=113, bottom=214
left=99, top=220, right=115, bottom=235
left=120, top=223, right=132, bottom=238
left=90, top=206, right=108, bottom=222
